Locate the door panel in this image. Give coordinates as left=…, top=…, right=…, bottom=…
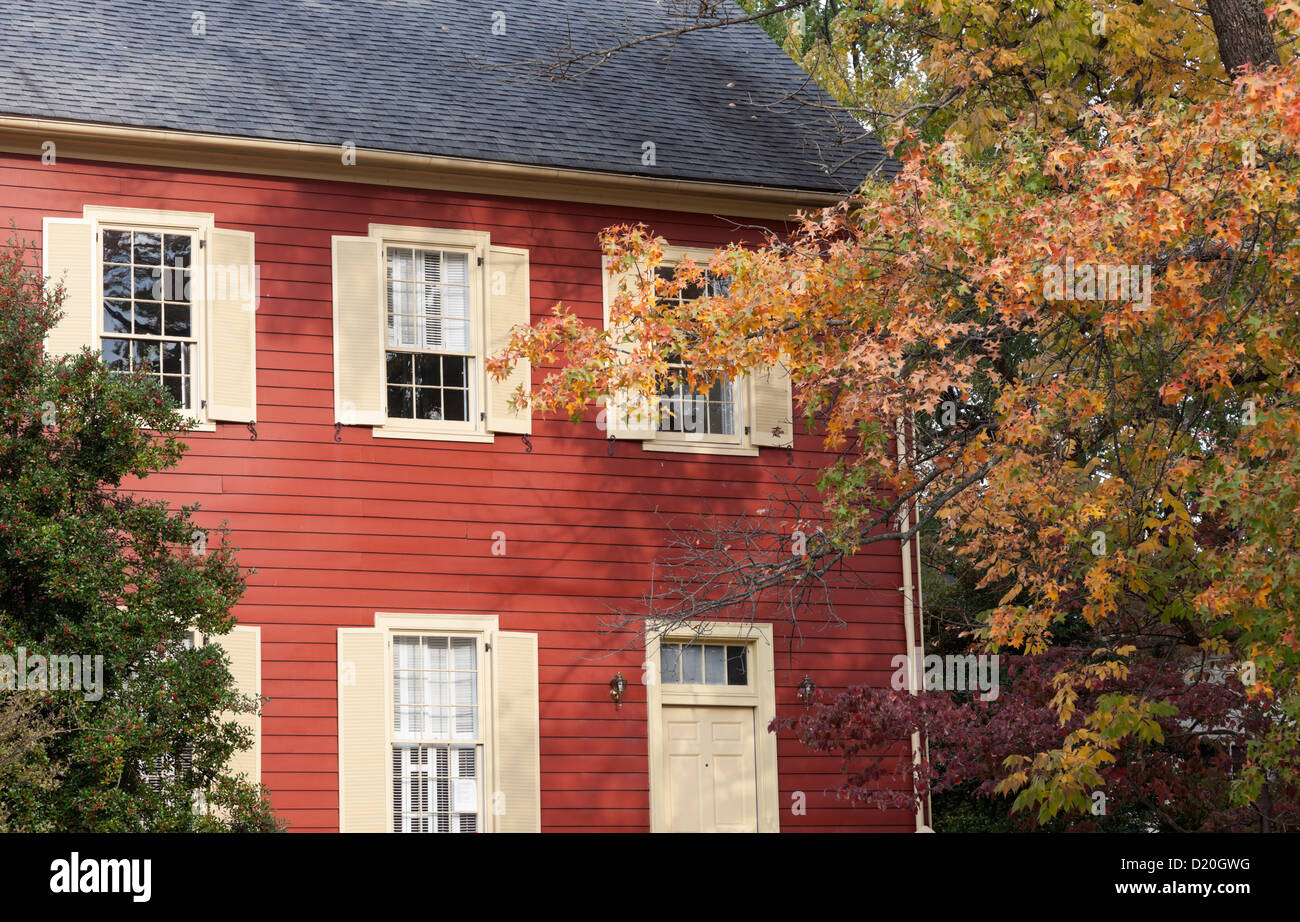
left=661, top=705, right=757, bottom=832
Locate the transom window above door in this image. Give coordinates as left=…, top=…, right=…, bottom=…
left=385, top=247, right=474, bottom=424
left=659, top=642, right=748, bottom=686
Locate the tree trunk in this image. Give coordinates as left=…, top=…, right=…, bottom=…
left=1207, top=0, right=1280, bottom=74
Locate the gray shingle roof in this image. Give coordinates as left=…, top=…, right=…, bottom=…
left=0, top=0, right=895, bottom=193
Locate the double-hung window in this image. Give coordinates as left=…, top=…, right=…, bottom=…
left=385, top=247, right=474, bottom=425
left=100, top=227, right=197, bottom=411
left=602, top=245, right=793, bottom=455
left=337, top=614, right=540, bottom=833
left=42, top=206, right=259, bottom=429
left=391, top=634, right=482, bottom=833
left=331, top=225, right=532, bottom=441
left=652, top=266, right=741, bottom=445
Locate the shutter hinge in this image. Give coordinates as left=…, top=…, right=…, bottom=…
left=199, top=238, right=206, bottom=249
left=477, top=256, right=484, bottom=266
left=485, top=642, right=492, bottom=652
left=744, top=425, right=751, bottom=435
left=480, top=411, right=486, bottom=421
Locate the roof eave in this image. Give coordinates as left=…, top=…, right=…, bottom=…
left=0, top=116, right=848, bottom=220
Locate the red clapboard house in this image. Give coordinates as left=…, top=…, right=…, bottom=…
left=0, top=1, right=921, bottom=832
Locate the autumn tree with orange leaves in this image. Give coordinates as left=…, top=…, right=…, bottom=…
left=493, top=1, right=1300, bottom=829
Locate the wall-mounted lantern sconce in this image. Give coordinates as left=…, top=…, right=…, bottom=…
left=609, top=672, right=627, bottom=709
left=796, top=675, right=816, bottom=707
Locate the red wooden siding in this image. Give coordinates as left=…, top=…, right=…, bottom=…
left=0, top=150, right=916, bottom=832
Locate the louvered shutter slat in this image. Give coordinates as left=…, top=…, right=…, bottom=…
left=338, top=628, right=387, bottom=832
left=751, top=361, right=794, bottom=448
left=208, top=625, right=261, bottom=784
left=485, top=245, right=532, bottom=434
left=332, top=237, right=386, bottom=425
left=491, top=630, right=540, bottom=832
left=42, top=218, right=96, bottom=358
left=601, top=258, right=657, bottom=439
left=205, top=228, right=258, bottom=422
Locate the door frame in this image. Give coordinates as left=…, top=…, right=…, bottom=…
left=645, top=620, right=780, bottom=832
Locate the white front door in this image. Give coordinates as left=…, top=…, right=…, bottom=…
left=662, top=705, right=758, bottom=832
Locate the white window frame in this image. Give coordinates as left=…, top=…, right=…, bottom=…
left=638, top=245, right=757, bottom=457
left=369, top=225, right=494, bottom=443
left=376, top=612, right=499, bottom=833
left=85, top=206, right=217, bottom=431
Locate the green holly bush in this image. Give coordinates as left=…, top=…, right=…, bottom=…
left=0, top=235, right=282, bottom=831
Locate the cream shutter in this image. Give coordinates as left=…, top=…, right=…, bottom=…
left=751, top=362, right=794, bottom=448
left=485, top=245, right=532, bottom=434
left=338, top=628, right=387, bottom=832
left=332, top=237, right=385, bottom=426
left=601, top=257, right=656, bottom=439
left=491, top=630, right=540, bottom=833
left=42, top=218, right=95, bottom=358
left=205, top=228, right=258, bottom=422
left=208, top=625, right=261, bottom=783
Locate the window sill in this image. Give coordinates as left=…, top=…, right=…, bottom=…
left=373, top=424, right=495, bottom=444
left=641, top=439, right=758, bottom=458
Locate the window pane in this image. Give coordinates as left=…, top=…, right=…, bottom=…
left=726, top=646, right=748, bottom=685
left=103, top=264, right=131, bottom=299
left=163, top=376, right=184, bottom=406
left=386, top=351, right=412, bottom=385
left=681, top=645, right=703, bottom=684
left=452, top=707, right=476, bottom=740
left=103, top=230, right=131, bottom=264
left=681, top=395, right=705, bottom=434
left=388, top=247, right=413, bottom=282
left=416, top=388, right=444, bottom=421
left=422, top=295, right=443, bottom=349
left=133, top=340, right=160, bottom=373
left=444, top=284, right=469, bottom=319
left=132, top=232, right=161, bottom=265
left=442, top=389, right=466, bottom=422
left=387, top=386, right=413, bottom=418
left=450, top=636, right=476, bottom=671
left=162, top=341, right=185, bottom=375
left=164, top=303, right=191, bottom=338
left=414, top=353, right=440, bottom=386
left=444, top=318, right=471, bottom=352
left=660, top=644, right=680, bottom=684
left=162, top=234, right=192, bottom=269
left=101, top=338, right=130, bottom=371
left=103, top=300, right=131, bottom=334
left=134, top=265, right=160, bottom=302
left=424, top=636, right=449, bottom=671
left=443, top=356, right=466, bottom=388
left=133, top=301, right=161, bottom=336
left=425, top=707, right=450, bottom=739
left=709, top=398, right=734, bottom=436
left=161, top=265, right=189, bottom=303
left=443, top=252, right=468, bottom=285
left=704, top=645, right=725, bottom=685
